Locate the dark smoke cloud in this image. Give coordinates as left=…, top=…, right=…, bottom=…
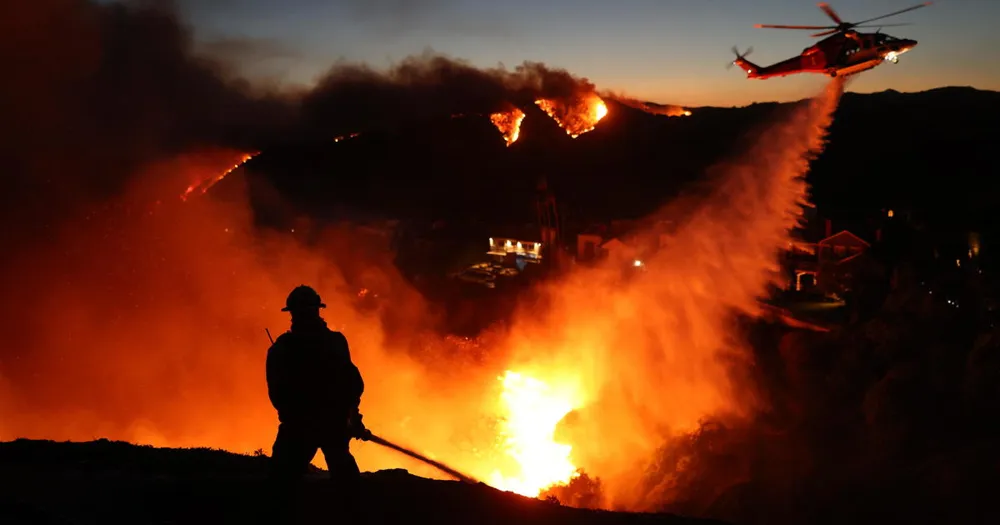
left=302, top=52, right=594, bottom=137
left=0, top=1, right=595, bottom=242
left=0, top=0, right=295, bottom=243
left=197, top=35, right=302, bottom=66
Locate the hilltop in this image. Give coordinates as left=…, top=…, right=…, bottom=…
left=235, top=86, right=1000, bottom=232
left=0, top=438, right=724, bottom=525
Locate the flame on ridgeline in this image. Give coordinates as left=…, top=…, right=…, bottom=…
left=180, top=152, right=257, bottom=201
left=535, top=94, right=608, bottom=138
left=334, top=132, right=361, bottom=143
left=606, top=95, right=692, bottom=118
left=490, top=108, right=526, bottom=147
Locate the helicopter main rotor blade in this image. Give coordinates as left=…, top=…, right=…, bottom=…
left=811, top=29, right=841, bottom=37
left=756, top=24, right=835, bottom=30
left=853, top=23, right=913, bottom=28
left=817, top=2, right=844, bottom=25
left=854, top=2, right=932, bottom=26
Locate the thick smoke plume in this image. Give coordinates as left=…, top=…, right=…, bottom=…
left=302, top=53, right=597, bottom=138
left=0, top=1, right=600, bottom=237
left=0, top=0, right=609, bottom=481
left=0, top=0, right=293, bottom=242
left=0, top=147, right=508, bottom=480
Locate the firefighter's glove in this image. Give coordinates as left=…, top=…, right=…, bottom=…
left=349, top=411, right=372, bottom=441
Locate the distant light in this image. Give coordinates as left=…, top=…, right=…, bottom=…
left=633, top=259, right=643, bottom=267
left=956, top=259, right=961, bottom=267
left=489, top=237, right=494, bottom=246
left=887, top=209, right=894, bottom=218
left=291, top=228, right=295, bottom=233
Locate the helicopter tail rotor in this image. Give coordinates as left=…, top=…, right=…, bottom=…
left=726, top=46, right=754, bottom=69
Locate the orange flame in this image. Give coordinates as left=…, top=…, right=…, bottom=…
left=535, top=94, right=608, bottom=138
left=489, top=108, right=526, bottom=147
left=487, top=370, right=583, bottom=495
left=179, top=152, right=257, bottom=201
left=334, top=132, right=361, bottom=143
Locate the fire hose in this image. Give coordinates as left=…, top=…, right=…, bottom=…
left=361, top=432, right=480, bottom=485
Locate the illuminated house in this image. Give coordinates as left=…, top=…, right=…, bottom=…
left=783, top=219, right=874, bottom=293
left=488, top=236, right=543, bottom=262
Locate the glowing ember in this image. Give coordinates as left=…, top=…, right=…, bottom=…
left=180, top=152, right=257, bottom=201
left=488, top=371, right=581, bottom=497
left=535, top=94, right=608, bottom=138
left=334, top=132, right=361, bottom=143
left=490, top=108, right=526, bottom=147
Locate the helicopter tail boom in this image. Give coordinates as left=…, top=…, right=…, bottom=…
left=734, top=56, right=761, bottom=77
left=729, top=46, right=760, bottom=77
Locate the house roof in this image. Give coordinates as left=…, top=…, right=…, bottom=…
left=837, top=252, right=865, bottom=265
left=818, top=230, right=870, bottom=247
left=601, top=237, right=630, bottom=250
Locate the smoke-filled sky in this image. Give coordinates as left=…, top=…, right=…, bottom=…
left=158, top=0, right=997, bottom=107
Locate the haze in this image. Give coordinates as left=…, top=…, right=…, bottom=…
left=168, top=0, right=999, bottom=106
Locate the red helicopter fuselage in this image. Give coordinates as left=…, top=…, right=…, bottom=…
left=734, top=31, right=918, bottom=79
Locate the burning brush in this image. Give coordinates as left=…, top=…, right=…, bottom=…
left=180, top=152, right=258, bottom=201
left=490, top=108, right=526, bottom=147
left=535, top=94, right=609, bottom=138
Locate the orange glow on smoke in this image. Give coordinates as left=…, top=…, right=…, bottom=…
left=489, top=108, right=526, bottom=147
left=535, top=94, right=608, bottom=138
left=1, top=80, right=845, bottom=509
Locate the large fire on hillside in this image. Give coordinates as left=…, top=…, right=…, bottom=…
left=490, top=108, right=526, bottom=147
left=535, top=94, right=609, bottom=138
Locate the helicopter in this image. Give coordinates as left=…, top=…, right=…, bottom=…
left=730, top=2, right=932, bottom=80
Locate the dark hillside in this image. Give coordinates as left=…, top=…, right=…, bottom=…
left=234, top=88, right=1000, bottom=234
left=0, top=439, right=724, bottom=525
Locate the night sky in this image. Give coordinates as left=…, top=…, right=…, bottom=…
left=163, top=1, right=995, bottom=106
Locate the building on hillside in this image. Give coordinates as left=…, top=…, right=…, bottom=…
left=783, top=218, right=879, bottom=295
left=601, top=237, right=640, bottom=262
left=488, top=236, right=544, bottom=261
left=574, top=219, right=677, bottom=266
left=577, top=231, right=605, bottom=262
left=485, top=224, right=547, bottom=272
